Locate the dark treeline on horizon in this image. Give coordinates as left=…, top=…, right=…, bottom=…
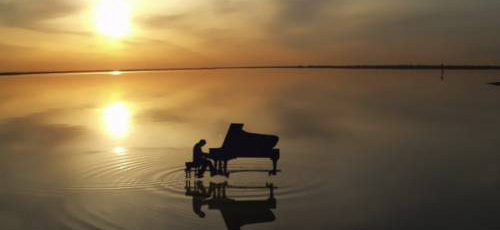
left=3, top=64, right=500, bottom=76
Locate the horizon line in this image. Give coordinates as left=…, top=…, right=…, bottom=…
left=2, top=64, right=500, bottom=76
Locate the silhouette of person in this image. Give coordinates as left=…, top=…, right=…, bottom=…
left=193, top=139, right=215, bottom=178
left=185, top=180, right=212, bottom=217
left=185, top=180, right=277, bottom=230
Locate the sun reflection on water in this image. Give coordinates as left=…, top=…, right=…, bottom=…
left=110, top=70, right=123, bottom=75
left=103, top=102, right=131, bottom=139
left=113, top=146, right=127, bottom=156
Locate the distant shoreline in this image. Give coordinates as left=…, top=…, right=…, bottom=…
left=2, top=65, right=500, bottom=76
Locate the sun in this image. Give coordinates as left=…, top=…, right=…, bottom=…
left=95, top=0, right=131, bottom=38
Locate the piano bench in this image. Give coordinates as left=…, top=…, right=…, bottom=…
left=184, top=161, right=199, bottom=177
left=185, top=162, right=196, bottom=171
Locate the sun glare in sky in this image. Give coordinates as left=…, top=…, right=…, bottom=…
left=95, top=0, right=131, bottom=38
left=103, top=102, right=131, bottom=139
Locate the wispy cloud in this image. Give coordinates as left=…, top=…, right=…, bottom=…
left=0, top=42, right=32, bottom=51
left=3, top=0, right=500, bottom=70
left=136, top=108, right=187, bottom=123
left=0, top=0, right=85, bottom=33
left=136, top=14, right=189, bottom=29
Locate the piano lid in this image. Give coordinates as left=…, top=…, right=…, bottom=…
left=221, top=123, right=279, bottom=150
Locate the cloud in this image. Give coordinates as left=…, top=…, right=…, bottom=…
left=134, top=0, right=264, bottom=47
left=273, top=0, right=337, bottom=24
left=139, top=0, right=500, bottom=63
left=262, top=0, right=500, bottom=62
left=137, top=14, right=189, bottom=29
left=0, top=42, right=34, bottom=68
left=0, top=42, right=32, bottom=51
left=3, top=0, right=500, bottom=69
left=0, top=0, right=84, bottom=31
left=136, top=0, right=244, bottom=28
left=136, top=108, right=187, bottom=123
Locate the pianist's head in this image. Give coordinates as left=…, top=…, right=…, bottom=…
left=198, top=139, right=206, bottom=146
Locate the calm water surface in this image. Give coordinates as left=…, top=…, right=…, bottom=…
left=0, top=69, right=499, bottom=230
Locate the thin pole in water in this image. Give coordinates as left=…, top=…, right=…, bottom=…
left=440, top=63, right=445, bottom=81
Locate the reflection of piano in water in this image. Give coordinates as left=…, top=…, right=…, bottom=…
left=185, top=180, right=277, bottom=230
left=208, top=123, right=280, bottom=176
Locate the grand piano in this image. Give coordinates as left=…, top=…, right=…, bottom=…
left=208, top=123, right=280, bottom=176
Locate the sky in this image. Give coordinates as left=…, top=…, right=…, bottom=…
left=1, top=0, right=500, bottom=71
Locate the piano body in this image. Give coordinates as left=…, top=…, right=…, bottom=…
left=208, top=123, right=280, bottom=175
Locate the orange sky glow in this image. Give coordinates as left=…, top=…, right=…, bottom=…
left=1, top=0, right=500, bottom=71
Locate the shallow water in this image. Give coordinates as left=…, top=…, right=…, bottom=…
left=0, top=69, right=499, bottom=230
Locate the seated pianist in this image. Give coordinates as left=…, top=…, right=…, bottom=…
left=192, top=139, right=216, bottom=178
left=187, top=123, right=280, bottom=177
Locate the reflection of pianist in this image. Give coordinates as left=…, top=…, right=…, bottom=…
left=185, top=180, right=212, bottom=218
left=185, top=180, right=277, bottom=230
left=193, top=139, right=215, bottom=178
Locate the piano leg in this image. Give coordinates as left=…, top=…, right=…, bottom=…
left=222, top=183, right=227, bottom=198
left=217, top=160, right=223, bottom=174
left=213, top=160, right=224, bottom=175
left=223, top=160, right=228, bottom=176
left=268, top=183, right=275, bottom=199
left=271, top=158, right=278, bottom=175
